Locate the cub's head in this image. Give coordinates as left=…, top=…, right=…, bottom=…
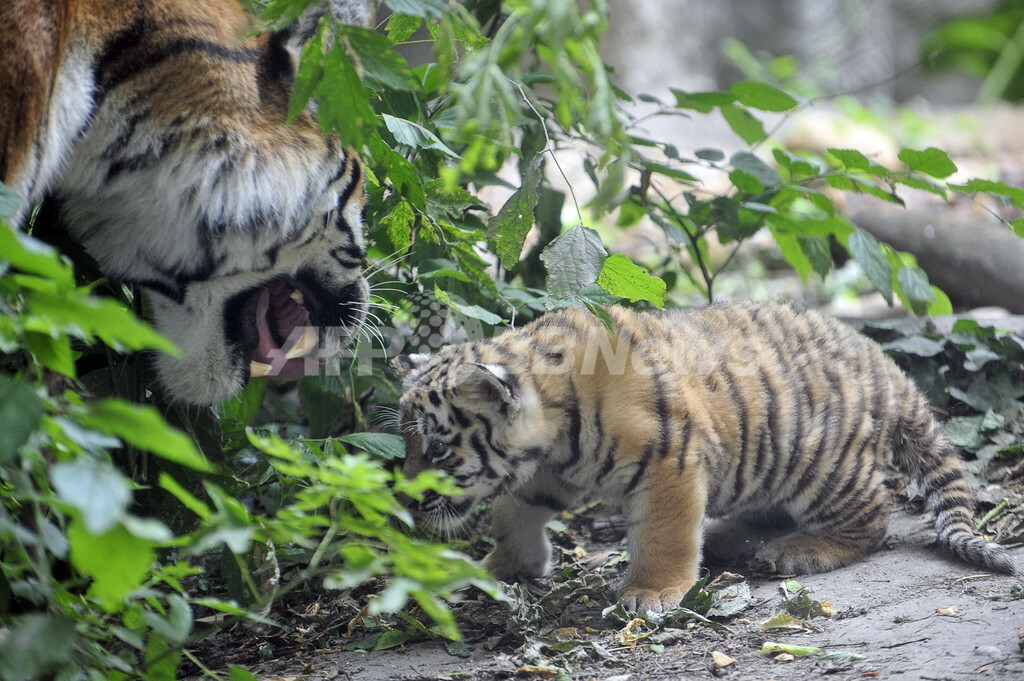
left=393, top=349, right=550, bottom=533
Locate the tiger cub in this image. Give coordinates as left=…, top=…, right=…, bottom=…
left=396, top=301, right=1017, bottom=613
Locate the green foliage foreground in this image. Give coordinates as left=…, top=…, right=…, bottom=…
left=3, top=1, right=1024, bottom=679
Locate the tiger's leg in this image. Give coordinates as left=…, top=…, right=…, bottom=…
left=756, top=473, right=890, bottom=574
left=620, top=464, right=707, bottom=613
left=480, top=488, right=572, bottom=581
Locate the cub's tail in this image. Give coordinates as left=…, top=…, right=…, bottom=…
left=896, top=405, right=1017, bottom=576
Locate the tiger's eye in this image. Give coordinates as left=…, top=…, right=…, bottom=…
left=428, top=438, right=447, bottom=460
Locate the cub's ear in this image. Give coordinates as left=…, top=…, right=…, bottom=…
left=453, top=363, right=518, bottom=411
left=393, top=353, right=431, bottom=376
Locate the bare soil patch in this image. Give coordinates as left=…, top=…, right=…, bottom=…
left=186, top=501, right=1024, bottom=681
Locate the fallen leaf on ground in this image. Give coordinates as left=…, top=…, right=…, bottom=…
left=549, top=627, right=579, bottom=642
left=758, top=642, right=822, bottom=656
left=712, top=650, right=739, bottom=668
left=618, top=617, right=653, bottom=645
left=514, top=665, right=558, bottom=678
left=760, top=613, right=805, bottom=631
left=936, top=605, right=963, bottom=617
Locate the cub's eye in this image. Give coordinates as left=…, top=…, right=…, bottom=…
left=427, top=438, right=448, bottom=461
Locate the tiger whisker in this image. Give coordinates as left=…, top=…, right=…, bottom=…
left=364, top=251, right=414, bottom=280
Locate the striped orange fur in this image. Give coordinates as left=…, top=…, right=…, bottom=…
left=1, top=0, right=371, bottom=403
left=396, top=301, right=1017, bottom=613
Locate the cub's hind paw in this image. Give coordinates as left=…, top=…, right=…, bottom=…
left=619, top=585, right=685, bottom=615
left=754, top=534, right=869, bottom=574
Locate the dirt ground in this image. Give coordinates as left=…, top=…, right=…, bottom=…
left=202, top=502, right=1024, bottom=681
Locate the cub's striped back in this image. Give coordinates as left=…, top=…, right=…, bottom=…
left=396, top=301, right=1017, bottom=613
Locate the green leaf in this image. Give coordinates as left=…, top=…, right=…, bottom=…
left=159, top=473, right=212, bottom=521
left=75, top=399, right=212, bottom=472
left=370, top=135, right=426, bottom=210
left=144, top=631, right=180, bottom=681
left=896, top=265, right=935, bottom=313
left=382, top=199, right=415, bottom=251
left=539, top=226, right=608, bottom=300
left=23, top=331, right=75, bottom=376
left=68, top=519, right=155, bottom=611
left=637, top=159, right=698, bottom=183
left=772, top=149, right=820, bottom=177
left=720, top=103, right=765, bottom=145
left=882, top=336, right=945, bottom=357
left=337, top=432, right=407, bottom=460
left=827, top=148, right=886, bottom=174
left=228, top=667, right=259, bottom=681
left=142, top=594, right=193, bottom=644
left=0, top=376, right=44, bottom=464
left=729, top=169, right=763, bottom=195
left=383, top=0, right=448, bottom=19
left=949, top=178, right=1024, bottom=207
left=433, top=287, right=503, bottom=325
left=288, top=19, right=325, bottom=122
left=488, top=157, right=542, bottom=269
left=670, top=90, right=737, bottom=113
left=927, top=287, right=953, bottom=315
left=51, top=458, right=131, bottom=534
left=695, top=148, right=725, bottom=162
left=897, top=147, right=957, bottom=179
left=799, top=235, right=832, bottom=278
left=447, top=640, right=474, bottom=658
left=219, top=379, right=267, bottom=428
left=772, top=231, right=812, bottom=281
left=0, top=221, right=73, bottom=285
left=730, top=151, right=781, bottom=190
left=341, top=27, right=420, bottom=92
left=596, top=254, right=666, bottom=307
left=382, top=114, right=457, bottom=156
left=730, top=80, right=799, bottom=112
left=0, top=615, right=77, bottom=681
left=846, top=229, right=893, bottom=304
left=386, top=13, right=422, bottom=43
left=25, top=289, right=178, bottom=355
left=0, top=182, right=23, bottom=218
left=758, top=642, right=822, bottom=656
left=315, top=36, right=378, bottom=148
left=373, top=628, right=411, bottom=651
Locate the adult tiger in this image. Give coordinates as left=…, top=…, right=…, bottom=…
left=0, top=0, right=372, bottom=404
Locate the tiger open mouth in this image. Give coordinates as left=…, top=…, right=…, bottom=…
left=248, top=278, right=322, bottom=380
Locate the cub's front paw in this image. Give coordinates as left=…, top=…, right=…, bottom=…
left=619, top=584, right=685, bottom=615
left=480, top=549, right=549, bottom=582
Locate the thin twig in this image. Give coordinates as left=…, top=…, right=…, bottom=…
left=513, top=80, right=584, bottom=226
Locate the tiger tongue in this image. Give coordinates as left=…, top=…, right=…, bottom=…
left=249, top=284, right=319, bottom=379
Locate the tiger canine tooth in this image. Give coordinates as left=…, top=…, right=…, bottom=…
left=289, top=289, right=305, bottom=305
left=284, top=325, right=319, bottom=359
left=250, top=361, right=273, bottom=377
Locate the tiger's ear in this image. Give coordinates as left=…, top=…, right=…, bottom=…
left=393, top=353, right=431, bottom=376
left=282, top=0, right=374, bottom=71
left=453, top=363, right=518, bottom=411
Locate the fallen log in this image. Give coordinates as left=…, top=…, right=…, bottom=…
left=847, top=200, right=1024, bottom=314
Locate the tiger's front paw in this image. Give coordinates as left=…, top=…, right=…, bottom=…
left=619, top=584, right=685, bottom=615
left=480, top=548, right=550, bottom=582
